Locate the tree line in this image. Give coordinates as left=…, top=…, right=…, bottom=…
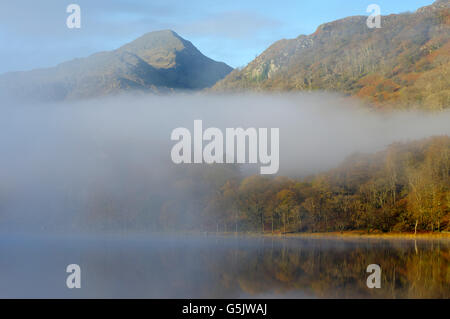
left=199, top=136, right=449, bottom=234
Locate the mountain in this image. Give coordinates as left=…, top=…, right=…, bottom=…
left=213, top=0, right=450, bottom=110
left=0, top=30, right=233, bottom=101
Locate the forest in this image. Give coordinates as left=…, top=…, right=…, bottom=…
left=179, top=135, right=450, bottom=234
left=71, top=134, right=449, bottom=235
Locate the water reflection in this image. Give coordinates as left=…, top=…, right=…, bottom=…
left=0, top=235, right=448, bottom=298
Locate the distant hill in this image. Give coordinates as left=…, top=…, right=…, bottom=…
left=213, top=0, right=450, bottom=110
left=0, top=30, right=233, bottom=101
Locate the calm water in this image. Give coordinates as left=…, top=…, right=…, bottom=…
left=0, top=234, right=448, bottom=298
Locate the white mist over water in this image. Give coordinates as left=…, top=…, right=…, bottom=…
left=0, top=93, right=449, bottom=299
left=0, top=92, right=449, bottom=234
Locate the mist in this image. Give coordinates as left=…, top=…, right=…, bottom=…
left=1, top=92, right=449, bottom=235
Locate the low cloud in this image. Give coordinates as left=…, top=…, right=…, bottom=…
left=0, top=92, right=449, bottom=234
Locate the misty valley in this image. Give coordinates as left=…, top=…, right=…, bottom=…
left=0, top=93, right=448, bottom=298
left=0, top=0, right=448, bottom=306
left=1, top=94, right=449, bottom=235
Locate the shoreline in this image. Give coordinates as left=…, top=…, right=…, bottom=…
left=201, top=230, right=450, bottom=240
left=281, top=231, right=450, bottom=240
left=2, top=231, right=449, bottom=241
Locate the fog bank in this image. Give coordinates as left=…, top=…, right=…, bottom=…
left=1, top=93, right=449, bottom=233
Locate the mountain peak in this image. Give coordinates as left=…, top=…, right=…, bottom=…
left=0, top=30, right=233, bottom=101
left=118, top=29, right=197, bottom=69
left=123, top=29, right=186, bottom=50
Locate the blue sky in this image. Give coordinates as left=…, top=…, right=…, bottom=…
left=0, top=0, right=435, bottom=73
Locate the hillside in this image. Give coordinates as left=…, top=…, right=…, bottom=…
left=200, top=136, right=450, bottom=234
left=0, top=30, right=233, bottom=101
left=213, top=0, right=450, bottom=110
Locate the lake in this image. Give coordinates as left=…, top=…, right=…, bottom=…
left=0, top=234, right=448, bottom=298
